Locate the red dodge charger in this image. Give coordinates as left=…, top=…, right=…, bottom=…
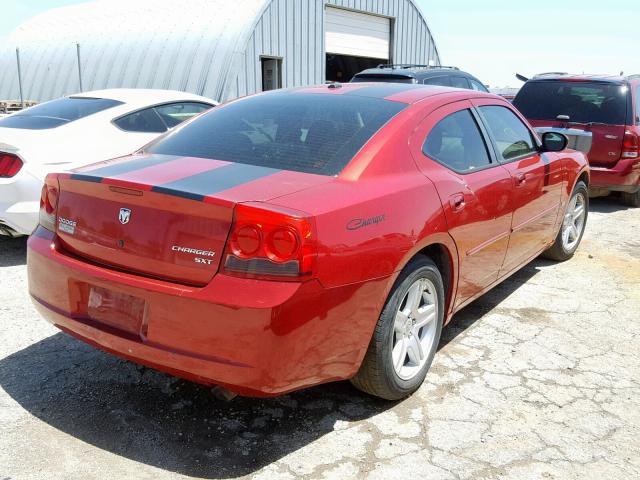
left=27, top=83, right=589, bottom=400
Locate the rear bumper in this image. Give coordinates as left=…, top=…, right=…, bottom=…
left=27, top=228, right=388, bottom=396
left=590, top=157, right=640, bottom=192
left=0, top=169, right=42, bottom=235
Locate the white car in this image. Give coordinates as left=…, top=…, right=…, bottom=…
left=0, top=89, right=217, bottom=236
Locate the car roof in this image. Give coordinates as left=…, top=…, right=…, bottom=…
left=528, top=73, right=640, bottom=84
left=355, top=66, right=468, bottom=78
left=290, top=82, right=499, bottom=105
left=70, top=89, right=218, bottom=108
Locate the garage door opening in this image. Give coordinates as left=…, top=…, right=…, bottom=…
left=325, top=54, right=386, bottom=82
left=325, top=7, right=390, bottom=83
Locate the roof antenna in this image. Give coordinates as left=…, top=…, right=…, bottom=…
left=620, top=71, right=624, bottom=76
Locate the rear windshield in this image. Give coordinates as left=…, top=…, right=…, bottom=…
left=514, top=81, right=629, bottom=125
left=351, top=74, right=417, bottom=84
left=0, top=97, right=123, bottom=130
left=147, top=92, right=407, bottom=176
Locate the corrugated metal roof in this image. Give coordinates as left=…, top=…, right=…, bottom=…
left=0, top=0, right=270, bottom=101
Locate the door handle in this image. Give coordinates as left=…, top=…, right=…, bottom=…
left=514, top=172, right=527, bottom=187
left=449, top=193, right=465, bottom=212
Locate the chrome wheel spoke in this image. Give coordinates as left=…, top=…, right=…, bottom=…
left=394, top=310, right=409, bottom=335
left=393, top=338, right=408, bottom=371
left=406, top=280, right=424, bottom=314
left=414, top=304, right=436, bottom=328
left=573, top=204, right=585, bottom=220
left=406, top=335, right=424, bottom=364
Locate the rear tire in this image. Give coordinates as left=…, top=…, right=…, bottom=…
left=351, top=256, right=444, bottom=400
left=621, top=190, right=640, bottom=207
left=543, top=181, right=588, bottom=262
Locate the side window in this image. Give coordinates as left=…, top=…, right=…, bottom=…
left=636, top=87, right=640, bottom=125
left=154, top=102, right=211, bottom=129
left=450, top=76, right=470, bottom=89
left=423, top=76, right=450, bottom=87
left=113, top=108, right=167, bottom=133
left=478, top=106, right=537, bottom=161
left=470, top=79, right=488, bottom=92
left=422, top=109, right=492, bottom=173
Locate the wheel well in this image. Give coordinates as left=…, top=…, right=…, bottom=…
left=578, top=171, right=589, bottom=187
left=417, top=243, right=454, bottom=314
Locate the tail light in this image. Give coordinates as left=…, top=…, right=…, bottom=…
left=223, top=203, right=316, bottom=280
left=0, top=152, right=23, bottom=178
left=622, top=130, right=639, bottom=159
left=39, top=174, right=60, bottom=232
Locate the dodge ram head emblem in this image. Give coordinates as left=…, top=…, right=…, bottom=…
left=118, top=208, right=132, bottom=225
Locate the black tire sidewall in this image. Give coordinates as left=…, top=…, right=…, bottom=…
left=378, top=257, right=444, bottom=396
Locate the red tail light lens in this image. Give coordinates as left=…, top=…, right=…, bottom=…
left=39, top=174, right=60, bottom=232
left=622, top=130, right=639, bottom=159
left=0, top=153, right=23, bottom=178
left=224, top=203, right=316, bottom=280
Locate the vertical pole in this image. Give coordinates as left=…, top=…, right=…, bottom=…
left=16, top=48, right=24, bottom=108
left=76, top=42, right=83, bottom=92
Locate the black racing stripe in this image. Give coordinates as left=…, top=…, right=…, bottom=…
left=151, top=163, right=280, bottom=199
left=78, top=154, right=174, bottom=178
left=69, top=174, right=103, bottom=182
left=342, top=83, right=425, bottom=101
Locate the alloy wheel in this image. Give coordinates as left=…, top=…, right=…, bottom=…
left=391, top=277, right=439, bottom=380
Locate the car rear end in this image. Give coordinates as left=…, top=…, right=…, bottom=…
left=26, top=88, right=411, bottom=396
left=513, top=77, right=640, bottom=197
left=0, top=145, right=41, bottom=236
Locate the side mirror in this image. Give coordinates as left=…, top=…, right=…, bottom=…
left=540, top=131, right=568, bottom=152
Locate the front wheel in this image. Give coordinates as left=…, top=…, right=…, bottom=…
left=543, top=181, right=588, bottom=262
left=350, top=256, right=444, bottom=400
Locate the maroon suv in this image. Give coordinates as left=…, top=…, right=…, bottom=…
left=514, top=74, right=640, bottom=206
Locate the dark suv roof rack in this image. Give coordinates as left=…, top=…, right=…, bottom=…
left=375, top=64, right=460, bottom=71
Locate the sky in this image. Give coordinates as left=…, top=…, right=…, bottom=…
left=0, top=0, right=639, bottom=88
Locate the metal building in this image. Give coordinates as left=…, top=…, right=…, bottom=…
left=0, top=0, right=440, bottom=103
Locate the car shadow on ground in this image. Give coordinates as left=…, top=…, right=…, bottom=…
left=0, top=256, right=548, bottom=478
left=440, top=257, right=550, bottom=349
left=589, top=195, right=633, bottom=213
left=0, top=235, right=27, bottom=267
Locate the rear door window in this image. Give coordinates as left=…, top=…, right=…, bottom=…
left=0, top=97, right=123, bottom=130
left=469, top=79, right=489, bottom=92
left=422, top=109, right=492, bottom=172
left=450, top=77, right=470, bottom=89
left=423, top=76, right=451, bottom=87
left=147, top=92, right=406, bottom=175
left=514, top=81, right=628, bottom=125
left=478, top=106, right=537, bottom=161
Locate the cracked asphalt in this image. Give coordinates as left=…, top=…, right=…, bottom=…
left=1, top=196, right=639, bottom=480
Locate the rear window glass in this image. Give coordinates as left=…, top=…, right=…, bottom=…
left=0, top=97, right=123, bottom=130
left=514, top=81, right=628, bottom=125
left=351, top=74, right=417, bottom=84
left=147, top=93, right=407, bottom=176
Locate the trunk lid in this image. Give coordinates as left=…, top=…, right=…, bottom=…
left=56, top=153, right=331, bottom=286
